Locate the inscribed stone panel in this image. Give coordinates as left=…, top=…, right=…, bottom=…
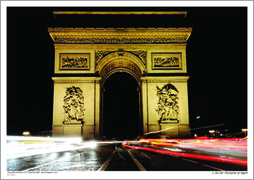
left=59, top=53, right=90, bottom=70
left=152, top=53, right=182, bottom=70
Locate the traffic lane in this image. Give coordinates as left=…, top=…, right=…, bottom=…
left=7, top=142, right=248, bottom=172
left=7, top=144, right=116, bottom=171
left=104, top=144, right=141, bottom=171
left=106, top=144, right=227, bottom=171
left=126, top=146, right=247, bottom=171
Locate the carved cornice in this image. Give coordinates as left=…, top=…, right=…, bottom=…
left=52, top=77, right=101, bottom=83
left=53, top=80, right=95, bottom=83
left=141, top=76, right=189, bottom=83
left=48, top=27, right=192, bottom=44
left=145, top=80, right=188, bottom=83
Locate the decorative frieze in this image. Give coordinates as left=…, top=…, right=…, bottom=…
left=53, top=80, right=95, bottom=83
left=51, top=35, right=189, bottom=44
left=143, top=79, right=188, bottom=83
left=52, top=77, right=101, bottom=83
left=48, top=27, right=192, bottom=44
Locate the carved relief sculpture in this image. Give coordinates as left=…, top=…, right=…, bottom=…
left=155, top=84, right=179, bottom=122
left=63, top=86, right=85, bottom=123
left=60, top=53, right=90, bottom=70
left=152, top=53, right=182, bottom=70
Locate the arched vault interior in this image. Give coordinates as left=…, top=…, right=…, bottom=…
left=96, top=51, right=146, bottom=85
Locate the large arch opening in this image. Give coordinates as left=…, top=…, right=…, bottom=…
left=102, top=72, right=140, bottom=140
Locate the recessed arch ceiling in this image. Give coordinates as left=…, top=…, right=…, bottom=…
left=97, top=52, right=146, bottom=85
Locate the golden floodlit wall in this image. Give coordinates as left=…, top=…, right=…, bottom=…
left=141, top=77, right=189, bottom=137
left=48, top=12, right=192, bottom=138
left=52, top=77, right=101, bottom=138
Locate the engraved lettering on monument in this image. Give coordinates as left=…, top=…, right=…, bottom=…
left=155, top=84, right=179, bottom=123
left=152, top=53, right=182, bottom=70
left=60, top=53, right=90, bottom=70
left=63, top=86, right=85, bottom=123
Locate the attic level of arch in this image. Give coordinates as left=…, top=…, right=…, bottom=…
left=52, top=10, right=188, bottom=28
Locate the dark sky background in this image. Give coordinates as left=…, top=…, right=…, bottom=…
left=6, top=7, right=248, bottom=136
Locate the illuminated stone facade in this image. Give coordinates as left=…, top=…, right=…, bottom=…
left=49, top=11, right=192, bottom=138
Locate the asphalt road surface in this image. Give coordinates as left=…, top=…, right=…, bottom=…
left=7, top=143, right=247, bottom=172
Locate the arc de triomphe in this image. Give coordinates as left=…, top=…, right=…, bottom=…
left=49, top=11, right=192, bottom=138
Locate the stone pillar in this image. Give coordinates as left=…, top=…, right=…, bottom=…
left=141, top=76, right=190, bottom=137
left=137, top=84, right=143, bottom=136
left=52, top=77, right=101, bottom=139
left=94, top=78, right=101, bottom=138
left=141, top=79, right=148, bottom=134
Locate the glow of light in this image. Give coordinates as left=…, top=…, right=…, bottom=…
left=135, top=137, right=247, bottom=150
left=122, top=143, right=247, bottom=166
left=196, top=116, right=201, bottom=119
left=22, top=131, right=30, bottom=135
left=144, top=127, right=174, bottom=135
left=242, top=128, right=248, bottom=132
left=163, top=147, right=182, bottom=152
left=6, top=136, right=82, bottom=143
left=85, top=141, right=97, bottom=148
left=209, top=130, right=215, bottom=133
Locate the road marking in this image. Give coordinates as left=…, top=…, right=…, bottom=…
left=141, top=152, right=152, bottom=159
left=115, top=145, right=125, bottom=159
left=182, top=158, right=198, bottom=163
left=98, top=150, right=116, bottom=171
left=203, top=164, right=225, bottom=171
left=128, top=150, right=146, bottom=171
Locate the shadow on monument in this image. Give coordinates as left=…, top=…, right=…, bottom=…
left=103, top=72, right=140, bottom=140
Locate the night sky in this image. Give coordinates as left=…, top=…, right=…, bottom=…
left=6, top=7, right=248, bottom=136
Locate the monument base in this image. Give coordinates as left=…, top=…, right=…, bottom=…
left=64, top=120, right=82, bottom=125
left=159, top=124, right=190, bottom=138
left=63, top=123, right=82, bottom=137
left=160, top=120, right=179, bottom=124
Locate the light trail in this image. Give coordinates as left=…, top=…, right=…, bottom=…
left=6, top=136, right=82, bottom=143
left=139, top=137, right=247, bottom=150
left=122, top=142, right=247, bottom=166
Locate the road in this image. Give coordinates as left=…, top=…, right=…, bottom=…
left=7, top=142, right=247, bottom=172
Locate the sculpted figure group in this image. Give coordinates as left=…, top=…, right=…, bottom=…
left=155, top=84, right=179, bottom=121
left=63, top=86, right=85, bottom=122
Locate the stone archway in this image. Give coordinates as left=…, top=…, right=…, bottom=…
left=96, top=51, right=146, bottom=84
left=96, top=52, right=145, bottom=138
left=102, top=72, right=140, bottom=139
